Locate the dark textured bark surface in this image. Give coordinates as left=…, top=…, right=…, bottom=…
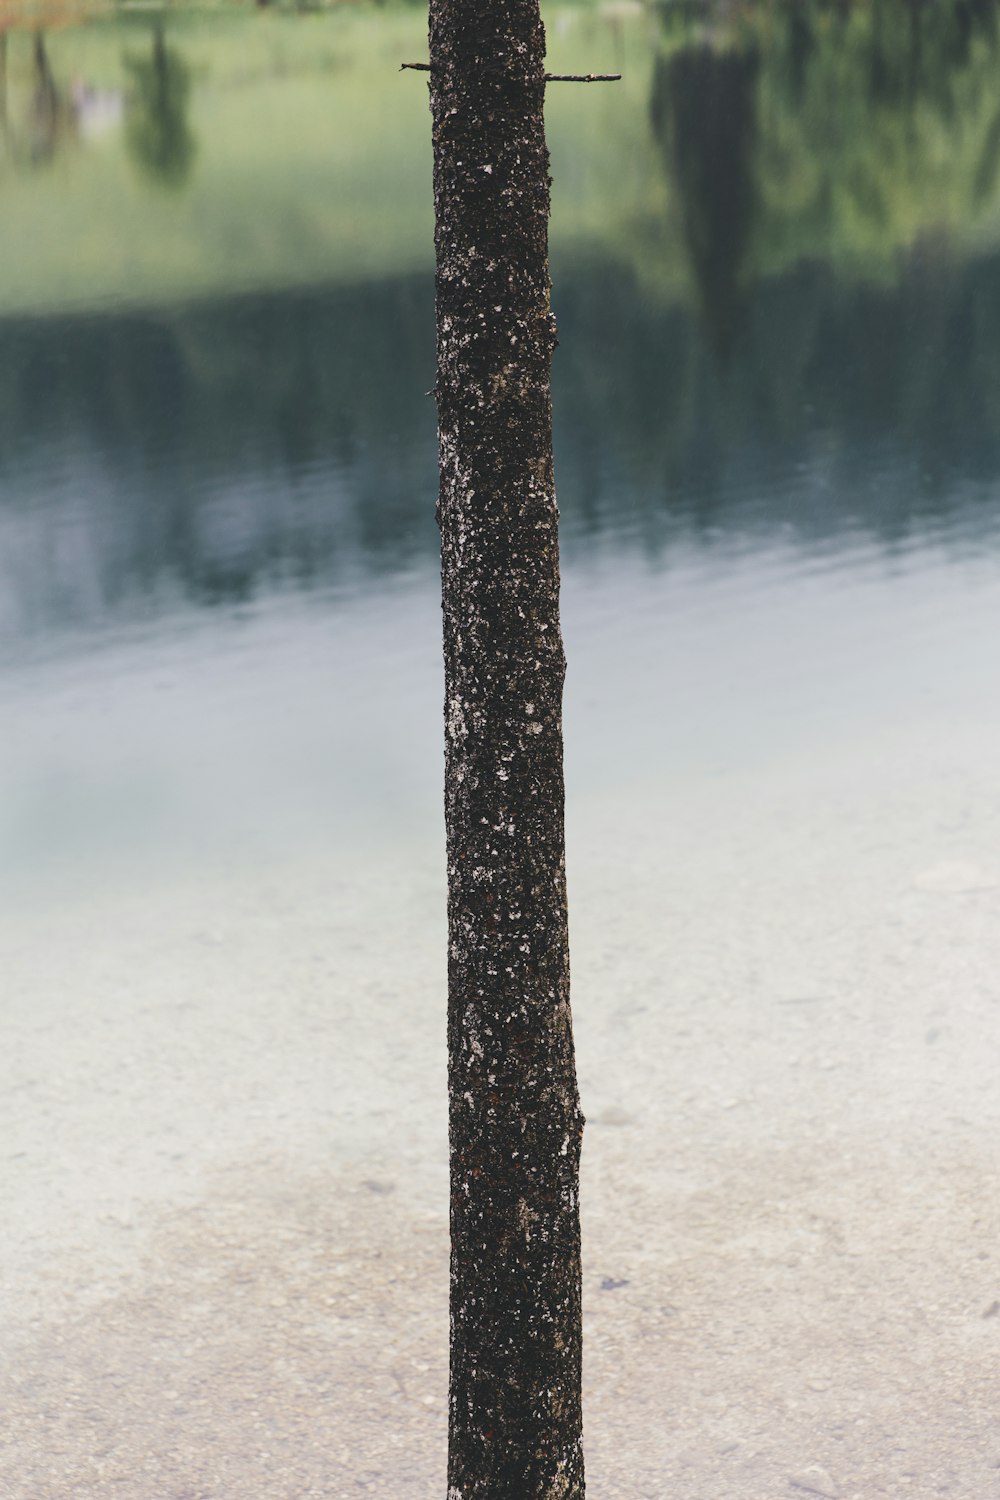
left=428, top=3, right=585, bottom=1498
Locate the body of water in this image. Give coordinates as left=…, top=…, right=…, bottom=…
left=3, top=5, right=1000, bottom=1498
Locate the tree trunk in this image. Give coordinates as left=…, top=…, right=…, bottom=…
left=428, top=3, right=585, bottom=1498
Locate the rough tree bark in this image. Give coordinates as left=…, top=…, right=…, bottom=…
left=427, top=3, right=586, bottom=1498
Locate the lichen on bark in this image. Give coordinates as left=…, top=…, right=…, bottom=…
left=428, top=1, right=585, bottom=1497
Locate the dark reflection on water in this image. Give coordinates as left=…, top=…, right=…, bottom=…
left=0, top=279, right=438, bottom=641
left=5, top=247, right=1000, bottom=646
left=556, top=251, right=1000, bottom=554
left=3, top=0, right=1000, bottom=652
left=123, top=24, right=197, bottom=191
left=23, top=33, right=69, bottom=168
left=650, top=43, right=760, bottom=359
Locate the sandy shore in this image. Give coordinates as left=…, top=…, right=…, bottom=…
left=3, top=698, right=1000, bottom=1500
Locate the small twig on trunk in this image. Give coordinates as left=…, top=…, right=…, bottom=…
left=401, top=63, right=621, bottom=82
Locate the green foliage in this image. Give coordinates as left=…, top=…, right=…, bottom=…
left=632, top=0, right=1000, bottom=314
left=750, top=0, right=1000, bottom=277
left=2, top=0, right=1000, bottom=318
left=0, top=8, right=438, bottom=315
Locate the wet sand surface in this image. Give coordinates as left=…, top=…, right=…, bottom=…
left=4, top=704, right=1000, bottom=1500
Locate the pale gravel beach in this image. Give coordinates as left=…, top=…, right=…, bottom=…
left=4, top=653, right=1000, bottom=1500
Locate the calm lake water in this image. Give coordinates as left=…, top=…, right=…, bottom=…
left=4, top=0, right=1000, bottom=892
left=5, top=5, right=1000, bottom=1497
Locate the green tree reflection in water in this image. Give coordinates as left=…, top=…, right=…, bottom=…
left=865, top=0, right=998, bottom=111
left=650, top=42, right=760, bottom=360
left=0, top=31, right=8, bottom=126
left=10, top=1, right=1000, bottom=637
left=26, top=31, right=70, bottom=167
left=650, top=0, right=1000, bottom=348
left=0, top=32, right=8, bottom=169
left=124, top=24, right=196, bottom=192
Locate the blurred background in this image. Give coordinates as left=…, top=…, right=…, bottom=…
left=3, top=3, right=1000, bottom=1497
left=4, top=0, right=1000, bottom=878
